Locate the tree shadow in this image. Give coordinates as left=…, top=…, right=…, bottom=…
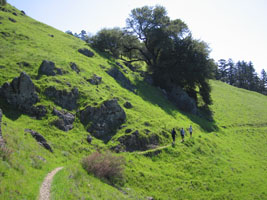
left=135, top=80, right=218, bottom=133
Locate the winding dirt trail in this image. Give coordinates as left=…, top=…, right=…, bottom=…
left=39, top=167, right=64, bottom=200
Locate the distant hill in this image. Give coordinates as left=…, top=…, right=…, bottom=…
left=0, top=4, right=267, bottom=200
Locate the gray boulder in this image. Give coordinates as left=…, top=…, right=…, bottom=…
left=31, top=105, right=47, bottom=119
left=0, top=72, right=38, bottom=109
left=44, top=86, right=79, bottom=110
left=78, top=48, right=94, bottom=57
left=123, top=101, right=133, bottom=109
left=87, top=74, right=102, bottom=85
left=168, top=86, right=197, bottom=114
left=144, top=74, right=153, bottom=85
left=0, top=73, right=46, bottom=118
left=86, top=135, right=92, bottom=144
left=117, top=131, right=159, bottom=152
left=17, top=61, right=30, bottom=68
left=20, top=10, right=26, bottom=15
left=70, top=62, right=80, bottom=74
left=8, top=17, right=16, bottom=23
left=52, top=108, right=75, bottom=131
left=38, top=60, right=63, bottom=76
left=25, top=129, right=53, bottom=152
left=80, top=99, right=126, bottom=140
left=106, top=67, right=136, bottom=92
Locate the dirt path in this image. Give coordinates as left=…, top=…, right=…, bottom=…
left=137, top=144, right=171, bottom=155
left=39, top=167, right=64, bottom=200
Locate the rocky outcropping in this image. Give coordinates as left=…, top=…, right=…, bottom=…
left=0, top=72, right=46, bottom=118
left=52, top=108, right=75, bottom=131
left=17, top=61, right=30, bottom=68
left=25, top=129, right=53, bottom=152
left=87, top=74, right=102, bottom=85
left=86, top=135, right=92, bottom=144
left=117, top=131, right=159, bottom=152
left=78, top=48, right=94, bottom=57
left=8, top=17, right=16, bottom=23
left=123, top=101, right=133, bottom=109
left=106, top=67, right=136, bottom=92
left=168, top=86, right=197, bottom=114
left=38, top=60, right=63, bottom=76
left=0, top=72, right=38, bottom=108
left=70, top=62, right=80, bottom=74
left=44, top=86, right=79, bottom=110
left=80, top=99, right=126, bottom=141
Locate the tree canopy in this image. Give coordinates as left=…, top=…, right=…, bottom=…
left=215, top=59, right=267, bottom=95
left=88, top=5, right=215, bottom=107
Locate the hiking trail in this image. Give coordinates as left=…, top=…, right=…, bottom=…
left=39, top=167, right=63, bottom=200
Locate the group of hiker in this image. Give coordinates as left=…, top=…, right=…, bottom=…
left=171, top=125, right=192, bottom=143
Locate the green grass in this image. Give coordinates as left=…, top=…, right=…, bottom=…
left=0, top=3, right=267, bottom=200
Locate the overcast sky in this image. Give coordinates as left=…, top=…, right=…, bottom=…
left=8, top=0, right=267, bottom=73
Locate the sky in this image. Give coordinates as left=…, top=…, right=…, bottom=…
left=8, top=0, right=267, bottom=73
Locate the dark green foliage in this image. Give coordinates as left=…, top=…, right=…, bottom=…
left=216, top=59, right=267, bottom=95
left=88, top=5, right=214, bottom=107
left=89, top=28, right=141, bottom=61
left=89, top=28, right=124, bottom=58
left=126, top=5, right=214, bottom=105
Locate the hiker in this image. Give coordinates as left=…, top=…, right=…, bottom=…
left=171, top=128, right=176, bottom=143
left=180, top=128, right=185, bottom=142
left=189, top=125, right=193, bottom=137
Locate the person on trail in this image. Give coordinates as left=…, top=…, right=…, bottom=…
left=171, top=128, right=176, bottom=143
left=180, top=128, right=185, bottom=142
left=189, top=125, right=193, bottom=137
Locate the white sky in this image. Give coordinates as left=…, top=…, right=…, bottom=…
left=8, top=0, right=267, bottom=73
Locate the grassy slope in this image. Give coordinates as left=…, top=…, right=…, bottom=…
left=0, top=4, right=266, bottom=200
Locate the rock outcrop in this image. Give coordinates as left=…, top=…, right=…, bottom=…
left=106, top=67, right=136, bottom=92
left=168, top=86, right=197, bottom=114
left=87, top=74, right=102, bottom=85
left=25, top=129, right=53, bottom=152
left=80, top=99, right=126, bottom=141
left=17, top=61, right=30, bottom=68
left=117, top=131, right=160, bottom=152
left=78, top=48, right=94, bottom=57
left=123, top=101, right=133, bottom=109
left=86, top=135, right=92, bottom=144
left=52, top=108, right=75, bottom=131
left=70, top=62, right=80, bottom=74
left=0, top=72, right=46, bottom=118
left=8, top=17, right=16, bottom=23
left=44, top=86, right=79, bottom=110
left=38, top=60, right=63, bottom=76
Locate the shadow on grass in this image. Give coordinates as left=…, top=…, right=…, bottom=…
left=0, top=98, right=22, bottom=121
left=87, top=44, right=219, bottom=132
left=135, top=80, right=219, bottom=133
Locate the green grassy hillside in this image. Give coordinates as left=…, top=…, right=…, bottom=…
left=0, top=4, right=267, bottom=200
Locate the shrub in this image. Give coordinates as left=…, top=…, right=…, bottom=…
left=82, top=151, right=125, bottom=185
left=0, top=145, right=13, bottom=161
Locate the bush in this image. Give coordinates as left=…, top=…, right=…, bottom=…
left=82, top=151, right=125, bottom=185
left=0, top=145, right=13, bottom=161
